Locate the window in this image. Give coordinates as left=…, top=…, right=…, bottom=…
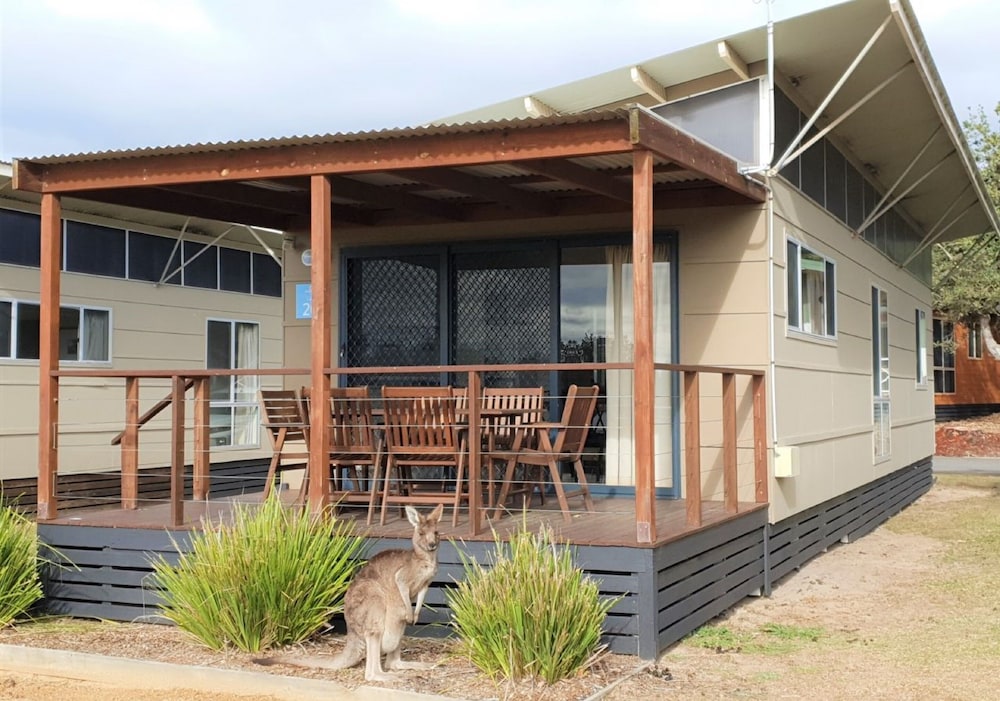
left=182, top=241, right=219, bottom=289
left=220, top=247, right=252, bottom=293
left=207, top=319, right=260, bottom=448
left=933, top=319, right=956, bottom=393
left=127, top=231, right=181, bottom=284
left=787, top=238, right=836, bottom=338
left=968, top=323, right=982, bottom=359
left=872, top=287, right=890, bottom=459
left=65, top=221, right=126, bottom=278
left=915, top=309, right=928, bottom=386
left=0, top=300, right=111, bottom=362
left=252, top=252, right=281, bottom=297
left=653, top=79, right=763, bottom=164
left=0, top=209, right=41, bottom=266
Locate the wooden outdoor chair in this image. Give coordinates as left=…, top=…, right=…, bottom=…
left=258, top=389, right=310, bottom=503
left=491, top=384, right=599, bottom=522
left=480, top=387, right=545, bottom=509
left=379, top=386, right=468, bottom=526
left=302, top=385, right=384, bottom=522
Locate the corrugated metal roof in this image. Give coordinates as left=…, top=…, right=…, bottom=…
left=19, top=110, right=631, bottom=165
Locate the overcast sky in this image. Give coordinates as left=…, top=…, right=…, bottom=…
left=1, top=0, right=997, bottom=162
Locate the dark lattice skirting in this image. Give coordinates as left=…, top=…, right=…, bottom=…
left=36, top=459, right=933, bottom=659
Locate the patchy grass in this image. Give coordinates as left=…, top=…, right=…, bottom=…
left=687, top=623, right=824, bottom=655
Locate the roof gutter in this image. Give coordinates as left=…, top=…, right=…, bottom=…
left=889, top=0, right=1000, bottom=236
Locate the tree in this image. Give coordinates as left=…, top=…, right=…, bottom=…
left=932, top=103, right=1000, bottom=325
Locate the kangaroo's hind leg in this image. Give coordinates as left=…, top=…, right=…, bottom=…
left=383, top=617, right=434, bottom=671
left=363, top=631, right=398, bottom=682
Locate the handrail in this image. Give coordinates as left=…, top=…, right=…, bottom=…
left=110, top=378, right=195, bottom=446
left=43, top=361, right=769, bottom=539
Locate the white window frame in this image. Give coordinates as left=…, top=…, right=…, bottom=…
left=968, top=322, right=982, bottom=360
left=0, top=298, right=112, bottom=364
left=787, top=237, right=837, bottom=340
left=933, top=318, right=956, bottom=394
left=206, top=318, right=261, bottom=450
left=915, top=308, right=928, bottom=387
left=872, top=286, right=890, bottom=461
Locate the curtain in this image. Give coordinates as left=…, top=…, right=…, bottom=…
left=233, top=322, right=260, bottom=445
left=83, top=309, right=110, bottom=362
left=604, top=244, right=672, bottom=487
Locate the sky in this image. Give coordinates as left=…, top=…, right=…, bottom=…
left=1, top=0, right=998, bottom=162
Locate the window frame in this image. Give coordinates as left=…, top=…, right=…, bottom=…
left=0, top=298, right=112, bottom=364
left=968, top=322, right=982, bottom=360
left=914, top=308, right=928, bottom=387
left=871, top=286, right=890, bottom=460
left=786, top=236, right=837, bottom=341
left=933, top=318, right=956, bottom=395
left=206, top=317, right=261, bottom=450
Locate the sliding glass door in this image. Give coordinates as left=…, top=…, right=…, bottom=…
left=342, top=236, right=676, bottom=492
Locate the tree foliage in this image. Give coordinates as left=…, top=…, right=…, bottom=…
left=932, top=103, right=1000, bottom=324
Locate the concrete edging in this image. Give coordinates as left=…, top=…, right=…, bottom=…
left=0, top=644, right=453, bottom=701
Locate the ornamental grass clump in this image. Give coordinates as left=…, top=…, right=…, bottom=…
left=152, top=496, right=365, bottom=652
left=0, top=504, right=43, bottom=626
left=447, top=524, right=617, bottom=684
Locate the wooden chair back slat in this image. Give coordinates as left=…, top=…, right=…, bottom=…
left=552, top=384, right=599, bottom=458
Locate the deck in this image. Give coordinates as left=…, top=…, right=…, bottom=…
left=41, top=491, right=764, bottom=549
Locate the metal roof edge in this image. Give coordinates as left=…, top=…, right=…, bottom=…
left=890, top=0, right=1000, bottom=237
left=14, top=110, right=633, bottom=165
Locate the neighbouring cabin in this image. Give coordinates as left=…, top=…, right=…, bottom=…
left=0, top=167, right=285, bottom=505
left=8, top=0, right=996, bottom=659
left=932, top=317, right=1000, bottom=420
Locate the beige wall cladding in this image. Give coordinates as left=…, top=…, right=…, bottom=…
left=769, top=182, right=934, bottom=521
left=0, top=253, right=283, bottom=479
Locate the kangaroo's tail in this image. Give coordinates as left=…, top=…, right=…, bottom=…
left=253, top=637, right=365, bottom=671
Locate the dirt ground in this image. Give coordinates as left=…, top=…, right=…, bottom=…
left=935, top=411, right=1000, bottom=456
left=2, top=474, right=998, bottom=701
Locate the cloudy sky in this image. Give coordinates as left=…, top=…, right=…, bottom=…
left=1, top=0, right=997, bottom=161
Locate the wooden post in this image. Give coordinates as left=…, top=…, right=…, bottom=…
left=122, top=376, right=139, bottom=509
left=170, top=375, right=186, bottom=527
left=684, top=371, right=702, bottom=528
left=467, top=371, right=482, bottom=536
left=193, top=377, right=211, bottom=500
left=722, top=373, right=738, bottom=514
left=632, top=149, right=656, bottom=544
left=37, top=193, right=62, bottom=520
left=308, top=175, right=333, bottom=514
left=752, top=373, right=768, bottom=503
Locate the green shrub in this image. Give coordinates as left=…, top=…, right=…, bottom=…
left=447, top=524, right=617, bottom=684
left=152, top=496, right=365, bottom=652
left=0, top=505, right=43, bottom=626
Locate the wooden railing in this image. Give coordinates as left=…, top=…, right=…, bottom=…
left=50, top=362, right=767, bottom=536
left=673, top=364, right=768, bottom=528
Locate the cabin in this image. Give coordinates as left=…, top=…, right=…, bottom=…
left=932, top=317, right=1000, bottom=420
left=0, top=163, right=285, bottom=511
left=9, top=0, right=998, bottom=659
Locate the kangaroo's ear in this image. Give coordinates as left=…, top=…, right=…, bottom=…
left=405, top=505, right=420, bottom=526
left=428, top=503, right=444, bottom=523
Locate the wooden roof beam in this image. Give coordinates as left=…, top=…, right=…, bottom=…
left=13, top=119, right=634, bottom=194
left=327, top=175, right=466, bottom=221
left=629, top=107, right=766, bottom=202
left=717, top=41, right=750, bottom=81
left=630, top=66, right=668, bottom=103
left=519, top=158, right=632, bottom=202
left=400, top=167, right=557, bottom=216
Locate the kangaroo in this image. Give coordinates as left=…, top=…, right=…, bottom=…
left=255, top=503, right=443, bottom=682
